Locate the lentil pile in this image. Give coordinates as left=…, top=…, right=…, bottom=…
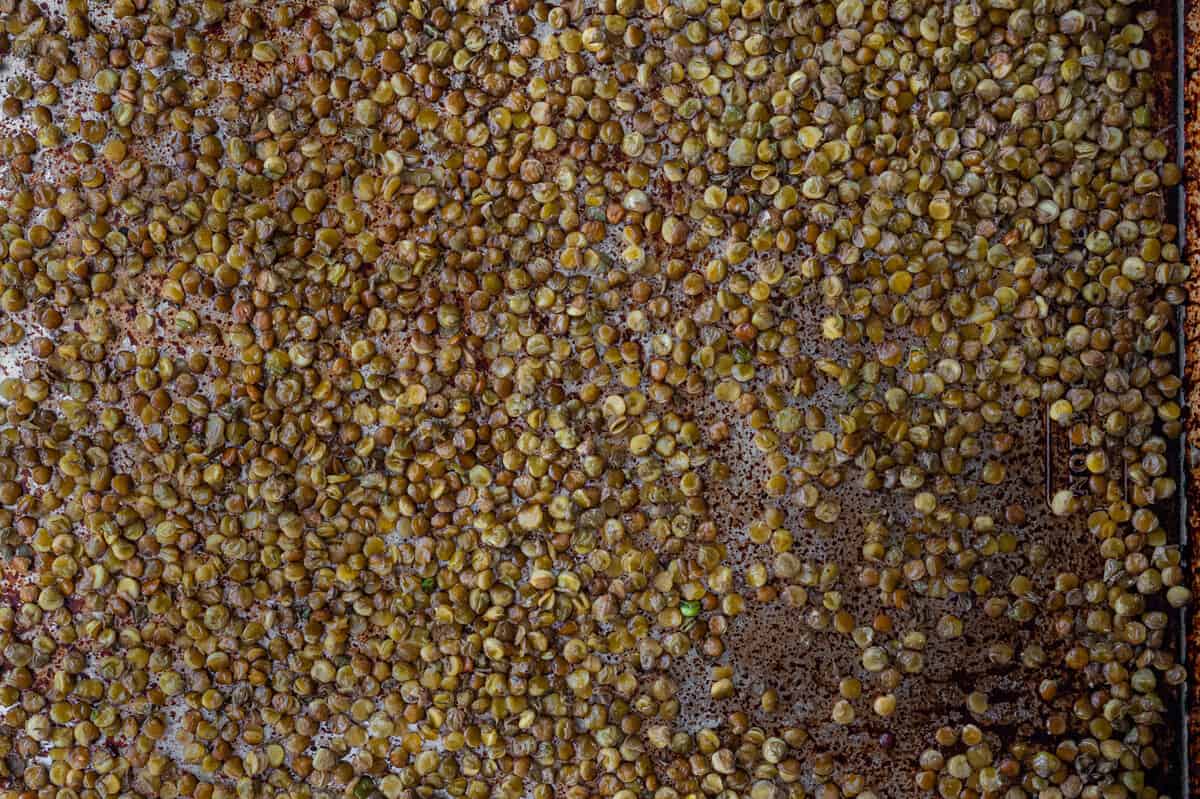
left=0, top=0, right=1190, bottom=797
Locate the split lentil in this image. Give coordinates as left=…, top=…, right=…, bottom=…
left=0, top=0, right=1188, bottom=798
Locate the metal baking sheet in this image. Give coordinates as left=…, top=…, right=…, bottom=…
left=0, top=1, right=1192, bottom=796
